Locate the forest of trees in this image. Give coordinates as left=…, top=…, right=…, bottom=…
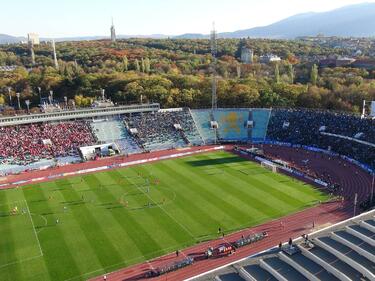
left=0, top=38, right=375, bottom=114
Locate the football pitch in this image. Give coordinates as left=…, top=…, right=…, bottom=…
left=0, top=151, right=329, bottom=281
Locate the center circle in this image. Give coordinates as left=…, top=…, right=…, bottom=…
left=119, top=184, right=176, bottom=210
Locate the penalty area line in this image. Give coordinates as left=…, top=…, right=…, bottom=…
left=24, top=200, right=44, bottom=257
left=0, top=254, right=43, bottom=269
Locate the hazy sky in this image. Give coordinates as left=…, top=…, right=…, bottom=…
left=2, top=0, right=375, bottom=37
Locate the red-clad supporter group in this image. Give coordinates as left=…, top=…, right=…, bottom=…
left=0, top=121, right=95, bottom=165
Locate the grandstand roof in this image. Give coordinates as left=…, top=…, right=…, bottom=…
left=0, top=103, right=160, bottom=126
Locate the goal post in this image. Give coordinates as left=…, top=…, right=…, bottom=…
left=260, top=160, right=278, bottom=173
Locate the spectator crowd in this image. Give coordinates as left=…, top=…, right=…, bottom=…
left=1, top=108, right=374, bottom=171
left=124, top=109, right=201, bottom=150
left=0, top=121, right=95, bottom=166
left=267, top=108, right=375, bottom=169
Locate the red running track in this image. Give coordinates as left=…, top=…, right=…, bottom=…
left=89, top=201, right=349, bottom=281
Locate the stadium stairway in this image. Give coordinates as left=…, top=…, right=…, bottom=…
left=251, top=109, right=271, bottom=142
left=90, top=119, right=142, bottom=154
left=171, top=109, right=204, bottom=146
left=190, top=109, right=217, bottom=143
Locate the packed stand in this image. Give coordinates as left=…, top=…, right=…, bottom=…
left=267, top=108, right=375, bottom=169
left=125, top=111, right=187, bottom=151
left=0, top=121, right=95, bottom=166
left=172, top=109, right=204, bottom=145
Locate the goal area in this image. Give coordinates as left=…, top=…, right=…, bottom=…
left=260, top=160, right=278, bottom=173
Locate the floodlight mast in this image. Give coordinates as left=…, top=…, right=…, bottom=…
left=210, top=22, right=218, bottom=144
left=210, top=22, right=217, bottom=113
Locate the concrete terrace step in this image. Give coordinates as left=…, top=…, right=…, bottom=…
left=279, top=251, right=339, bottom=281
left=306, top=244, right=365, bottom=280
left=242, top=264, right=277, bottom=281
left=314, top=237, right=375, bottom=280
left=346, top=225, right=375, bottom=247
left=332, top=231, right=375, bottom=262
left=261, top=257, right=308, bottom=281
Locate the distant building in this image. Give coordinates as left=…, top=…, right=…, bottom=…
left=260, top=54, right=281, bottom=63
left=351, top=59, right=375, bottom=70
left=27, top=33, right=39, bottom=46
left=110, top=18, right=116, bottom=42
left=240, top=47, right=253, bottom=64
left=319, top=56, right=355, bottom=68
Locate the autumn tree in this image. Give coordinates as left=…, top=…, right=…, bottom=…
left=310, top=64, right=319, bottom=85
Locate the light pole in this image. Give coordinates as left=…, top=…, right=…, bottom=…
left=353, top=193, right=358, bottom=217
left=370, top=173, right=375, bottom=206
left=37, top=87, right=41, bottom=104
left=16, top=92, right=21, bottom=110
left=7, top=87, right=12, bottom=106
left=101, top=89, right=105, bottom=101
left=25, top=100, right=30, bottom=113
left=49, top=91, right=53, bottom=104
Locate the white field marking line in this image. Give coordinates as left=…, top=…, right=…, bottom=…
left=31, top=213, right=48, bottom=234
left=0, top=200, right=25, bottom=207
left=118, top=186, right=177, bottom=210
left=24, top=200, right=43, bottom=256
left=0, top=254, right=43, bottom=269
left=124, top=174, right=196, bottom=239
left=63, top=239, right=195, bottom=281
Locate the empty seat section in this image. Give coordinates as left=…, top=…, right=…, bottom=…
left=252, top=109, right=271, bottom=141
left=242, top=264, right=277, bottom=281
left=190, top=109, right=216, bottom=143
left=309, top=245, right=366, bottom=280
left=216, top=272, right=246, bottom=281
left=287, top=252, right=339, bottom=280
left=91, top=119, right=142, bottom=154
left=263, top=257, right=308, bottom=280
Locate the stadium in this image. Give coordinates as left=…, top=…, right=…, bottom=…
left=0, top=103, right=374, bottom=281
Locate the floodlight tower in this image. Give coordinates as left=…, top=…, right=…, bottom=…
left=52, top=40, right=59, bottom=70
left=210, top=22, right=219, bottom=144
left=28, top=39, right=35, bottom=65
left=110, top=17, right=116, bottom=42
left=210, top=22, right=218, bottom=112
left=30, top=44, right=35, bottom=65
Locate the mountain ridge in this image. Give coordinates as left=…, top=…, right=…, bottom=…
left=1, top=2, right=375, bottom=44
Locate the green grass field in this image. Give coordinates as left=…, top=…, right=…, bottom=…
left=0, top=151, right=329, bottom=281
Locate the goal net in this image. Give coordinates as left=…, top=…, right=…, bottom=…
left=260, top=160, right=278, bottom=173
